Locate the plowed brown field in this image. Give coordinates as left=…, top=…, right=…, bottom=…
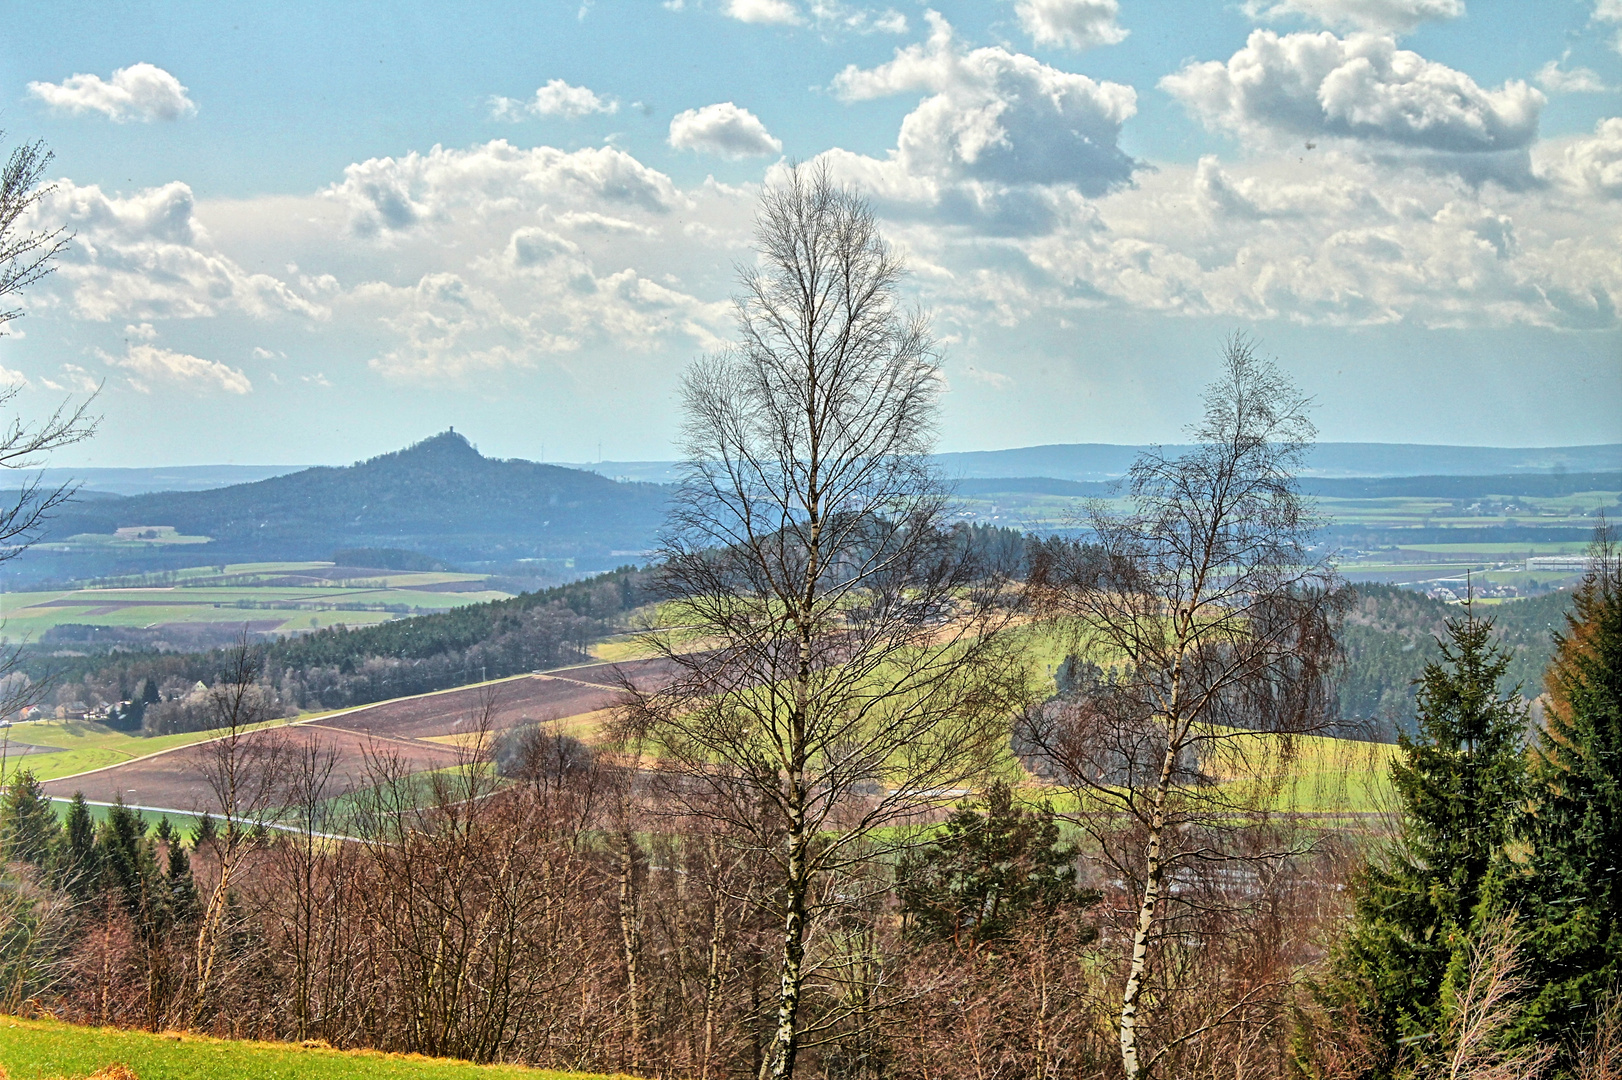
left=39, top=659, right=660, bottom=815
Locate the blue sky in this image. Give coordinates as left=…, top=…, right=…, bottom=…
left=1, top=0, right=1618, bottom=466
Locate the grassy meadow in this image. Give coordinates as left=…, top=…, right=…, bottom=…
left=0, top=1015, right=611, bottom=1080
left=0, top=719, right=285, bottom=785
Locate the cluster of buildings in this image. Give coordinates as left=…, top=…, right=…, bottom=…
left=9, top=700, right=122, bottom=724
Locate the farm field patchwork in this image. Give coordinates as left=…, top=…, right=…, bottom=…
left=0, top=562, right=515, bottom=641
left=948, top=488, right=1619, bottom=535
left=15, top=639, right=1398, bottom=825
left=1, top=717, right=300, bottom=784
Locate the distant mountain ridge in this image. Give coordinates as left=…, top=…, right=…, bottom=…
left=7, top=432, right=666, bottom=584
left=575, top=442, right=1622, bottom=484
left=27, top=463, right=307, bottom=496
left=956, top=471, right=1622, bottom=500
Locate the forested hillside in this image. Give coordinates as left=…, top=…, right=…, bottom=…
left=6, top=431, right=668, bottom=583
left=23, top=539, right=1575, bottom=740
left=1338, top=584, right=1571, bottom=734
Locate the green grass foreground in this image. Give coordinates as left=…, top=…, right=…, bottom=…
left=0, top=1015, right=617, bottom=1080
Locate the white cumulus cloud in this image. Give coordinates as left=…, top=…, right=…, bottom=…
left=1162, top=30, right=1543, bottom=182
left=28, top=63, right=196, bottom=122
left=720, top=0, right=907, bottom=32
left=1537, top=116, right=1622, bottom=198
left=328, top=141, right=682, bottom=236
left=105, top=343, right=253, bottom=394
left=1595, top=0, right=1622, bottom=52
left=1242, top=0, right=1463, bottom=33
left=669, top=103, right=783, bottom=158
left=832, top=13, right=1137, bottom=199
left=1016, top=0, right=1128, bottom=50
left=1537, top=57, right=1611, bottom=94
left=35, top=181, right=325, bottom=322
left=726, top=0, right=801, bottom=24
left=977, top=150, right=1622, bottom=333
left=491, top=79, right=618, bottom=120
left=39, top=364, right=100, bottom=394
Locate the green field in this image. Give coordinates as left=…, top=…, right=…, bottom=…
left=0, top=1015, right=608, bottom=1080
left=0, top=715, right=306, bottom=784
left=0, top=562, right=514, bottom=641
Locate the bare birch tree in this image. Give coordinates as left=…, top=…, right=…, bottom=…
left=1022, top=335, right=1344, bottom=1080
left=270, top=731, right=344, bottom=1041
left=189, top=641, right=290, bottom=1024
left=619, top=163, right=1030, bottom=1080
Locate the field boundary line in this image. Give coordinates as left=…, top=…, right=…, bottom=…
left=33, top=661, right=619, bottom=787
left=47, top=796, right=361, bottom=842
left=301, top=722, right=467, bottom=755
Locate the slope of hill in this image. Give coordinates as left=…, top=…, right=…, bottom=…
left=5, top=433, right=667, bottom=584
left=0, top=1013, right=604, bottom=1079
left=1338, top=584, right=1572, bottom=734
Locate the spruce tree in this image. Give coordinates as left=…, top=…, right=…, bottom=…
left=55, top=792, right=99, bottom=899
left=95, top=799, right=172, bottom=944
left=897, top=781, right=1097, bottom=948
left=96, top=798, right=154, bottom=917
left=1496, top=537, right=1622, bottom=1063
left=0, top=769, right=61, bottom=867
left=1317, top=610, right=1528, bottom=1075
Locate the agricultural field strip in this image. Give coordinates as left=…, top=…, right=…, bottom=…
left=7, top=585, right=503, bottom=609
left=950, top=490, right=1618, bottom=532
left=21, top=640, right=1398, bottom=820
left=301, top=720, right=469, bottom=756
left=0, top=565, right=515, bottom=631
left=25, top=666, right=632, bottom=816
left=28, top=670, right=551, bottom=790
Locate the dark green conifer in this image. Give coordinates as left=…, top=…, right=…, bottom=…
left=1316, top=610, right=1528, bottom=1075
left=164, top=835, right=200, bottom=924
left=55, top=792, right=99, bottom=898
left=1495, top=536, right=1622, bottom=1065
left=0, top=769, right=61, bottom=867
left=96, top=799, right=152, bottom=914
left=95, top=799, right=172, bottom=942
left=897, top=780, right=1097, bottom=948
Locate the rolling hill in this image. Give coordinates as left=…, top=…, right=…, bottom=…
left=5, top=432, right=668, bottom=584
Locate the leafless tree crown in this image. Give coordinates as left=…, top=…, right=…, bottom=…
left=1024, top=334, right=1345, bottom=1080
left=624, top=163, right=1028, bottom=1080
